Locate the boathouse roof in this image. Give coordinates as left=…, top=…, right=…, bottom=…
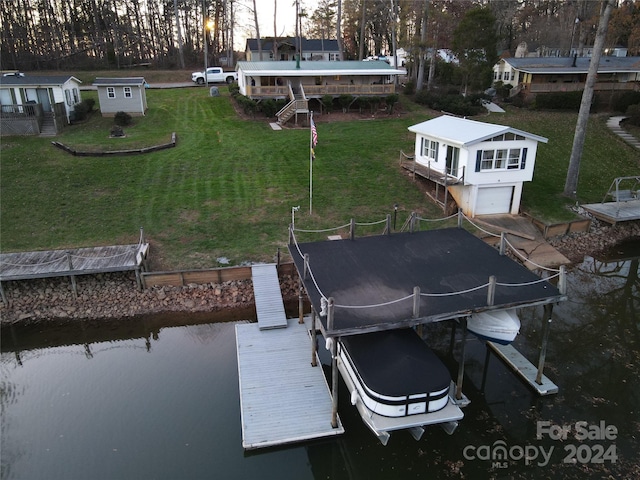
left=289, top=228, right=564, bottom=337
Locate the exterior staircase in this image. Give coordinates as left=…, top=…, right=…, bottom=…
left=276, top=84, right=309, bottom=125
left=39, top=113, right=57, bottom=136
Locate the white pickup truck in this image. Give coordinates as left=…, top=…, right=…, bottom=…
left=191, top=67, right=237, bottom=85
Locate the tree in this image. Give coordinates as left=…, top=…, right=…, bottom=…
left=452, top=6, right=498, bottom=94
left=564, top=0, right=616, bottom=199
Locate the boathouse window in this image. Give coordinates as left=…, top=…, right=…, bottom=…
left=123, top=87, right=132, bottom=98
left=421, top=138, right=439, bottom=161
left=478, top=148, right=527, bottom=171
left=107, top=87, right=116, bottom=99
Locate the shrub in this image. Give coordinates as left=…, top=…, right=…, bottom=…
left=413, top=90, right=485, bottom=116
left=385, top=93, right=399, bottom=114
left=338, top=94, right=354, bottom=113
left=403, top=80, right=415, bottom=95
left=321, top=94, right=334, bottom=112
left=534, top=91, right=584, bottom=110
left=83, top=98, right=96, bottom=112
left=614, top=91, right=640, bottom=113
left=625, top=103, right=640, bottom=126
left=228, top=82, right=240, bottom=97
left=259, top=99, right=278, bottom=118
left=73, top=101, right=89, bottom=121
left=114, top=111, right=132, bottom=126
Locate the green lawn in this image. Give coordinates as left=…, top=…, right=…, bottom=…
left=1, top=88, right=637, bottom=269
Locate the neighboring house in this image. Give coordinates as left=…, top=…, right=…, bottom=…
left=245, top=37, right=340, bottom=62
left=0, top=74, right=82, bottom=136
left=237, top=60, right=403, bottom=125
left=93, top=77, right=148, bottom=116
left=407, top=115, right=548, bottom=217
left=493, top=56, right=640, bottom=99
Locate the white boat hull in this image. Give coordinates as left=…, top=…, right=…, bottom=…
left=467, top=309, right=521, bottom=345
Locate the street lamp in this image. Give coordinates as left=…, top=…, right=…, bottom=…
left=204, top=18, right=214, bottom=87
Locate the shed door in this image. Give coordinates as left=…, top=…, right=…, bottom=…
left=476, top=186, right=514, bottom=215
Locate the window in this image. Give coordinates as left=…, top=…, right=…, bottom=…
left=65, top=89, right=72, bottom=105
left=107, top=87, right=115, bottom=99
left=73, top=88, right=79, bottom=103
left=124, top=86, right=132, bottom=98
left=421, top=138, right=438, bottom=161
left=476, top=148, right=526, bottom=171
left=329, top=53, right=339, bottom=61
left=508, top=149, right=521, bottom=169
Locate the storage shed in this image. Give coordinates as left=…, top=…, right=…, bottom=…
left=408, top=115, right=548, bottom=217
left=93, top=77, right=148, bottom=116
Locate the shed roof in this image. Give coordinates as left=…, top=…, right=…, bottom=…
left=289, top=228, right=563, bottom=337
left=408, top=115, right=548, bottom=147
left=0, top=75, right=81, bottom=87
left=502, top=56, right=640, bottom=74
left=93, top=77, right=146, bottom=87
left=236, top=60, right=403, bottom=76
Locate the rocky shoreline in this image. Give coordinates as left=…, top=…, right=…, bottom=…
left=1, top=219, right=638, bottom=327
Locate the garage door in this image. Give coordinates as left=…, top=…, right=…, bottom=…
left=476, top=186, right=514, bottom=215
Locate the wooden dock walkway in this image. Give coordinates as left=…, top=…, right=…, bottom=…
left=235, top=319, right=344, bottom=450
left=251, top=264, right=287, bottom=330
left=582, top=199, right=640, bottom=224
left=0, top=232, right=149, bottom=302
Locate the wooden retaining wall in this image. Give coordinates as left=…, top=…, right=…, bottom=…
left=524, top=214, right=592, bottom=239
left=51, top=132, right=176, bottom=157
left=141, top=262, right=297, bottom=288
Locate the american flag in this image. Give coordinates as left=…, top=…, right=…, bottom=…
left=310, top=117, right=318, bottom=148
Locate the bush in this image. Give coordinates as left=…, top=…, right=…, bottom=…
left=114, top=111, right=132, bottom=126
left=403, top=80, right=415, bottom=95
left=228, top=82, right=240, bottom=97
left=626, top=103, right=640, bottom=126
left=385, top=93, right=399, bottom=114
left=413, top=90, right=485, bottom=116
left=83, top=98, right=96, bottom=112
left=338, top=94, right=354, bottom=113
left=321, top=94, right=334, bottom=113
left=534, top=91, right=585, bottom=110
left=73, top=101, right=89, bottom=121
left=614, top=91, right=640, bottom=113
left=236, top=95, right=258, bottom=115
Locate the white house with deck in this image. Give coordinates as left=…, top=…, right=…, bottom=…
left=408, top=115, right=548, bottom=216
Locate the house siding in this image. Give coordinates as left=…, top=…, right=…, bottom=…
left=97, top=85, right=146, bottom=116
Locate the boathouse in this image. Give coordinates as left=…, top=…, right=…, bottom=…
left=407, top=115, right=548, bottom=216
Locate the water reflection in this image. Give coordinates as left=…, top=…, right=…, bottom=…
left=1, top=243, right=639, bottom=479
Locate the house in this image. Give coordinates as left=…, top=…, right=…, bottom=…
left=407, top=115, right=548, bottom=217
left=493, top=56, right=640, bottom=99
left=0, top=74, right=82, bottom=135
left=245, top=37, right=340, bottom=62
left=93, top=77, right=148, bottom=117
left=237, top=60, right=403, bottom=125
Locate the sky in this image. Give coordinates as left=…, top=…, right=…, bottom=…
left=235, top=0, right=315, bottom=49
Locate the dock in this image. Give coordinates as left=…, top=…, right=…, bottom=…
left=251, top=264, right=287, bottom=329
left=235, top=319, right=344, bottom=450
left=0, top=231, right=149, bottom=302
left=582, top=199, right=640, bottom=224
left=486, top=342, right=558, bottom=395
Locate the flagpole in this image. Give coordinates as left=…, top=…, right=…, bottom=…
left=309, top=111, right=313, bottom=215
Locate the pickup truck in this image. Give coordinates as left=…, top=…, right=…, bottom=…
left=191, top=67, right=237, bottom=85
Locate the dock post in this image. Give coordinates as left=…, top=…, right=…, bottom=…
left=66, top=251, right=77, bottom=298
left=328, top=298, right=339, bottom=428
left=311, top=309, right=318, bottom=367
left=298, top=276, right=304, bottom=324
left=0, top=281, right=6, bottom=304
left=480, top=343, right=491, bottom=393
left=412, top=286, right=420, bottom=318
left=385, top=214, right=391, bottom=235
left=487, top=275, right=496, bottom=306
left=303, top=253, right=309, bottom=280
left=535, top=304, right=553, bottom=385
left=455, top=317, right=468, bottom=400
left=558, top=265, right=567, bottom=295
left=457, top=209, right=463, bottom=228
left=350, top=218, right=355, bottom=240
left=133, top=246, right=143, bottom=291
left=499, top=232, right=506, bottom=255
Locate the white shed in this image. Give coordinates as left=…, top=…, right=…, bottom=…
left=408, top=115, right=548, bottom=217
left=93, top=77, right=148, bottom=117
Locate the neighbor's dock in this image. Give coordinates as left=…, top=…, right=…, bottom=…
left=582, top=176, right=640, bottom=224
left=235, top=264, right=344, bottom=450
left=0, top=231, right=149, bottom=303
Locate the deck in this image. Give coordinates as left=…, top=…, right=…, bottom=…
left=235, top=319, right=344, bottom=450
left=400, top=159, right=463, bottom=187
left=582, top=199, right=640, bottom=224
left=251, top=264, right=287, bottom=330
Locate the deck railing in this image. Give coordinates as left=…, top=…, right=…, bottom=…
left=526, top=81, right=639, bottom=93
left=0, top=103, right=43, bottom=118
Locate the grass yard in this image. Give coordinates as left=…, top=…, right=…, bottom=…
left=1, top=87, right=638, bottom=269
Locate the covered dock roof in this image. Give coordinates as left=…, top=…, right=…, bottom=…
left=289, top=227, right=565, bottom=337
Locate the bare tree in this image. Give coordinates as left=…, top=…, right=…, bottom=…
left=337, top=0, right=343, bottom=60
left=563, top=0, right=616, bottom=198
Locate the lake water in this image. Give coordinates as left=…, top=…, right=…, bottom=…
left=2, top=243, right=639, bottom=479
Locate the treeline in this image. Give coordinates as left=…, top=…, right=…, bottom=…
left=1, top=0, right=638, bottom=72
